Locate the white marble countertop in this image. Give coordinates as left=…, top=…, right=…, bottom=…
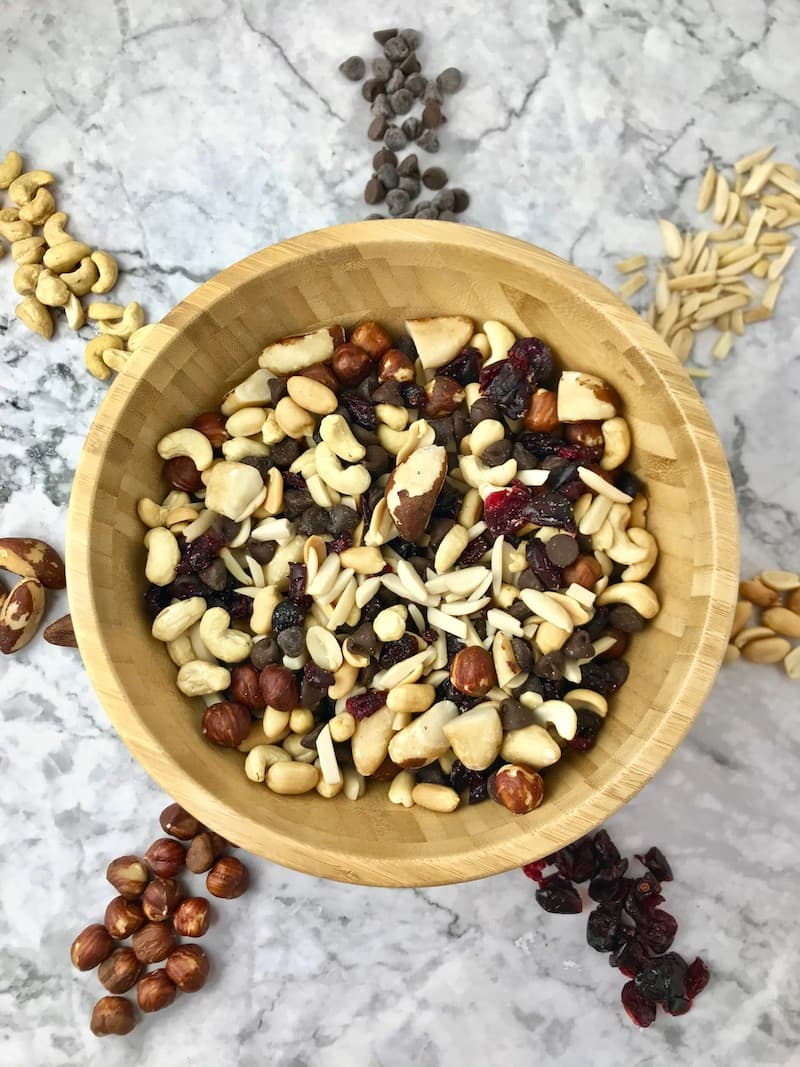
left=2, top=1, right=799, bottom=1064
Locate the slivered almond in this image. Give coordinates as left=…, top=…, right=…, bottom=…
left=723, top=192, right=740, bottom=228
left=762, top=277, right=783, bottom=312
left=615, top=254, right=647, bottom=274
left=743, top=206, right=767, bottom=246
left=667, top=271, right=716, bottom=291
left=715, top=313, right=731, bottom=332
left=712, top=173, right=730, bottom=223
left=731, top=309, right=745, bottom=336
left=743, top=306, right=772, bottom=324
left=686, top=367, right=710, bottom=378
left=716, top=252, right=761, bottom=276
left=645, top=303, right=656, bottom=326
left=693, top=293, right=750, bottom=322
left=655, top=299, right=680, bottom=337
left=770, top=170, right=800, bottom=200
left=708, top=224, right=745, bottom=241
left=775, top=162, right=799, bottom=180
left=711, top=331, right=733, bottom=361
left=618, top=271, right=647, bottom=299
left=741, top=161, right=774, bottom=197
left=654, top=269, right=670, bottom=313
left=718, top=243, right=757, bottom=267
left=688, top=230, right=709, bottom=270
left=758, top=231, right=791, bottom=247
left=733, top=145, right=774, bottom=174
left=737, top=197, right=750, bottom=225
left=767, top=245, right=795, bottom=279
left=670, top=328, right=694, bottom=363
left=695, top=247, right=711, bottom=272
left=658, top=218, right=683, bottom=259
left=765, top=208, right=788, bottom=227
left=696, top=164, right=716, bottom=211
left=751, top=258, right=770, bottom=278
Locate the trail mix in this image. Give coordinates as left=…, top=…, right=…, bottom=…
left=523, top=832, right=709, bottom=1028
left=0, top=150, right=152, bottom=381
left=725, top=569, right=800, bottom=676
left=141, top=315, right=660, bottom=815
left=338, top=28, right=469, bottom=220
left=71, top=801, right=249, bottom=1037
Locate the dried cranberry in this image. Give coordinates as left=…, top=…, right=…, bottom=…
left=283, top=472, right=307, bottom=491
left=342, top=391, right=377, bottom=429
left=624, top=881, right=665, bottom=926
left=479, top=359, right=530, bottom=418
left=520, top=432, right=602, bottom=464
left=588, top=860, right=629, bottom=903
left=458, top=531, right=492, bottom=565
left=615, top=469, right=643, bottom=498
left=421, top=628, right=438, bottom=644
left=579, top=660, right=629, bottom=696
left=535, top=877, right=583, bottom=915
left=642, top=909, right=678, bottom=955
left=436, top=678, right=478, bottom=713
left=379, top=634, right=418, bottom=668
left=610, top=936, right=651, bottom=979
left=567, top=708, right=604, bottom=752
left=431, top=484, right=462, bottom=519
left=400, top=383, right=426, bottom=408
left=552, top=837, right=598, bottom=883
left=665, top=995, right=691, bottom=1016
left=525, top=539, right=563, bottom=590
left=587, top=905, right=626, bottom=953
left=241, top=454, right=272, bottom=480
left=346, top=690, right=388, bottom=720
left=228, top=594, right=254, bottom=621
left=303, top=661, right=335, bottom=689
left=329, top=534, right=353, bottom=554
left=483, top=482, right=533, bottom=537
left=145, top=584, right=171, bottom=619
left=621, top=981, right=657, bottom=1028
left=271, top=600, right=303, bottom=634
left=288, top=563, right=308, bottom=600
left=686, top=957, right=710, bottom=999
left=361, top=484, right=385, bottom=527
left=634, top=953, right=688, bottom=1005
left=635, top=847, right=673, bottom=882
left=468, top=777, right=490, bottom=805
left=449, top=759, right=473, bottom=793
left=530, top=489, right=577, bottom=532
left=439, top=346, right=481, bottom=385
left=169, top=574, right=209, bottom=599
left=510, top=336, right=555, bottom=385
left=184, top=533, right=221, bottom=574
left=593, top=829, right=622, bottom=869
left=521, top=860, right=549, bottom=886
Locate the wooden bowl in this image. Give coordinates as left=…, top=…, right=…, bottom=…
left=67, top=222, right=738, bottom=886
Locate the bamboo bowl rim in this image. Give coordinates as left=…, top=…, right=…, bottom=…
left=67, top=222, right=739, bottom=886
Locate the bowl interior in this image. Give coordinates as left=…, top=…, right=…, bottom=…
left=67, top=222, right=738, bottom=886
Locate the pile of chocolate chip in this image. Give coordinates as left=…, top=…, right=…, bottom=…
left=338, top=29, right=469, bottom=221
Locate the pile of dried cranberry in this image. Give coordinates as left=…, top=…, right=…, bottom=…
left=523, top=831, right=709, bottom=1027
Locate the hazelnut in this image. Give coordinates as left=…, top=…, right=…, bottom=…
left=173, top=896, right=211, bottom=938
left=202, top=700, right=251, bottom=747
left=165, top=944, right=210, bottom=992
left=301, top=362, right=339, bottom=391
left=106, top=855, right=150, bottom=900
left=597, top=628, right=629, bottom=661
left=104, top=896, right=145, bottom=940
left=331, top=342, right=372, bottom=386
left=206, top=856, right=250, bottom=899
left=98, top=947, right=144, bottom=994
left=159, top=802, right=202, bottom=841
left=562, top=554, right=602, bottom=590
left=449, top=646, right=496, bottom=697
left=378, top=347, right=415, bottom=383
left=230, top=664, right=265, bottom=710
left=350, top=320, right=392, bottom=359
left=136, top=969, right=177, bottom=1014
left=162, top=455, right=202, bottom=492
left=90, top=995, right=137, bottom=1037
left=423, top=376, right=465, bottom=418
left=258, top=664, right=299, bottom=712
left=488, top=763, right=545, bottom=815
left=523, top=388, right=559, bottom=432
left=132, top=921, right=177, bottom=964
left=564, top=420, right=604, bottom=450
left=192, top=411, right=229, bottom=448
left=70, top=923, right=115, bottom=971
left=144, top=837, right=187, bottom=879
left=186, top=831, right=224, bottom=874
left=141, top=877, right=183, bottom=923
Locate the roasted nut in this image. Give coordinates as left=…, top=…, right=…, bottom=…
left=230, top=664, right=264, bottom=709
left=159, top=802, right=202, bottom=841
left=523, top=388, right=559, bottom=432
left=564, top=420, right=604, bottom=449
left=137, top=969, right=177, bottom=1013
left=350, top=320, right=392, bottom=359
left=488, top=764, right=544, bottom=814
left=449, top=646, right=496, bottom=697
left=384, top=444, right=448, bottom=542
left=405, top=315, right=474, bottom=370
left=206, top=856, right=250, bottom=899
left=141, top=877, right=183, bottom=922
left=106, top=855, right=150, bottom=900
left=98, top=948, right=144, bottom=994
left=739, top=577, right=780, bottom=609
left=192, top=411, right=230, bottom=448
left=186, top=831, right=224, bottom=874
left=144, top=838, right=187, bottom=878
left=104, top=896, right=145, bottom=940
left=378, top=347, right=416, bottom=383
left=132, top=921, right=176, bottom=964
left=202, top=700, right=252, bottom=747
left=562, top=554, right=602, bottom=589
left=0, top=537, right=66, bottom=588
left=0, top=576, right=45, bottom=654
left=259, top=664, right=299, bottom=712
left=165, top=944, right=210, bottom=992
left=557, top=370, right=620, bottom=422
left=442, top=703, right=503, bottom=770
left=173, top=897, right=211, bottom=938
left=259, top=325, right=340, bottom=375
left=90, top=996, right=137, bottom=1037
left=331, top=342, right=372, bottom=385
left=163, top=455, right=203, bottom=493
left=43, top=613, right=77, bottom=647
left=70, top=923, right=115, bottom=971
left=424, top=376, right=465, bottom=417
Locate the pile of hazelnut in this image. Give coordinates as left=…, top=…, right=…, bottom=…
left=70, top=802, right=250, bottom=1037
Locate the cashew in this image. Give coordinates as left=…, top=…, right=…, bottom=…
left=221, top=368, right=273, bottom=415
left=244, top=744, right=291, bottom=782
left=621, top=529, right=658, bottom=581
left=137, top=497, right=167, bottom=528
left=60, top=256, right=99, bottom=296
left=13, top=264, right=43, bottom=296
left=85, top=335, right=123, bottom=381
left=64, top=292, right=86, bottom=331
left=18, top=187, right=56, bottom=225
left=0, top=150, right=23, bottom=189
left=500, top=723, right=562, bottom=769
left=43, top=240, right=91, bottom=273
left=151, top=597, right=207, bottom=641
left=265, top=536, right=305, bottom=590
left=319, top=414, right=365, bottom=462
left=12, top=236, right=46, bottom=265
left=127, top=323, right=157, bottom=351
left=629, top=493, right=648, bottom=529
left=15, top=296, right=53, bottom=340
left=442, top=703, right=503, bottom=770
left=263, top=707, right=291, bottom=743
left=388, top=700, right=458, bottom=768
left=98, top=301, right=145, bottom=340
left=8, top=169, right=55, bottom=205
left=459, top=453, right=517, bottom=489
left=469, top=331, right=490, bottom=358
left=166, top=633, right=195, bottom=666
left=600, top=417, right=631, bottom=470
left=463, top=382, right=482, bottom=408
left=198, top=606, right=252, bottom=663
left=157, top=428, right=214, bottom=471
left=0, top=215, right=32, bottom=242
left=144, top=527, right=180, bottom=586
left=483, top=320, right=516, bottom=365
left=388, top=770, right=416, bottom=808
left=90, top=250, right=119, bottom=293
left=469, top=419, right=506, bottom=456
left=42, top=211, right=72, bottom=246
left=103, top=348, right=130, bottom=374
left=35, top=269, right=70, bottom=308
left=597, top=581, right=660, bottom=619
left=176, top=661, right=231, bottom=696
left=274, top=396, right=316, bottom=439
left=89, top=302, right=126, bottom=322
left=223, top=436, right=270, bottom=460
left=315, top=443, right=371, bottom=496
left=530, top=699, right=578, bottom=741
left=351, top=705, right=394, bottom=776
left=564, top=689, right=608, bottom=718
left=282, top=733, right=317, bottom=763
left=606, top=510, right=651, bottom=566
left=375, top=403, right=409, bottom=431
left=396, top=418, right=435, bottom=463
left=250, top=586, right=281, bottom=637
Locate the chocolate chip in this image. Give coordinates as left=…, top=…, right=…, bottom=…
left=422, top=166, right=448, bottom=190
left=400, top=52, right=421, bottom=75
left=535, top=651, right=565, bottom=680
left=349, top=621, right=378, bottom=657
left=416, top=129, right=439, bottom=152
left=371, top=93, right=393, bottom=118
left=405, top=73, right=427, bottom=97
left=364, top=177, right=385, bottom=204
left=402, top=116, right=423, bottom=141
left=386, top=189, right=411, bottom=216
left=470, top=398, right=499, bottom=425
left=518, top=568, right=545, bottom=591
left=362, top=78, right=385, bottom=102
left=428, top=517, right=455, bottom=549
left=385, top=69, right=405, bottom=94
left=251, top=637, right=279, bottom=670
left=607, top=604, right=646, bottom=633
left=513, top=442, right=537, bottom=470
left=414, top=204, right=436, bottom=219
left=398, top=176, right=421, bottom=199
left=268, top=437, right=301, bottom=469
left=384, top=36, right=410, bottom=62
left=479, top=439, right=512, bottom=467
left=432, top=188, right=455, bottom=212
left=376, top=164, right=398, bottom=190
left=364, top=213, right=385, bottom=220
left=437, top=67, right=463, bottom=93
left=372, top=56, right=393, bottom=80
left=368, top=115, right=389, bottom=141
left=371, top=379, right=404, bottom=405
left=364, top=444, right=391, bottom=474
left=399, top=28, right=422, bottom=49
left=277, top=626, right=305, bottom=658
left=423, top=80, right=443, bottom=103
left=511, top=636, right=535, bottom=672
left=327, top=505, right=359, bottom=536
left=545, top=534, right=579, bottom=567
left=389, top=88, right=414, bottom=115
left=339, top=56, right=365, bottom=81
left=499, top=698, right=535, bottom=732
left=384, top=125, right=408, bottom=151
left=397, top=153, right=420, bottom=178
left=373, top=147, right=397, bottom=170
left=452, top=188, right=470, bottom=213
left=438, top=210, right=457, bottom=221
left=422, top=100, right=446, bottom=128
left=199, top=557, right=228, bottom=590
left=563, top=630, right=594, bottom=659
left=373, top=28, right=398, bottom=44
left=506, top=600, right=530, bottom=622
left=298, top=505, right=329, bottom=535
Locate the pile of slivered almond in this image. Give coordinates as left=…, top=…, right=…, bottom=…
left=726, top=570, right=800, bottom=678
left=0, top=150, right=153, bottom=382
left=616, top=146, right=797, bottom=377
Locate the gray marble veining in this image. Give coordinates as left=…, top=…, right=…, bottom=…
left=1, top=1, right=799, bottom=1064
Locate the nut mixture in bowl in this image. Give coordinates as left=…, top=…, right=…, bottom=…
left=140, top=314, right=659, bottom=815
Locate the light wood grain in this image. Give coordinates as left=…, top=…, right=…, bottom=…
left=66, top=222, right=739, bottom=887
